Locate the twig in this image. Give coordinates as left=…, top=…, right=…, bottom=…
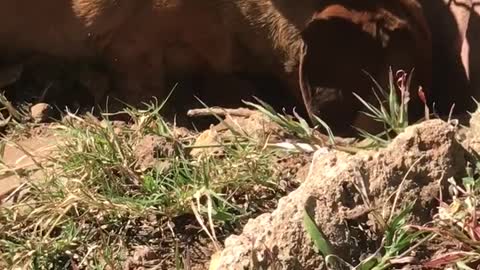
left=187, top=107, right=255, bottom=118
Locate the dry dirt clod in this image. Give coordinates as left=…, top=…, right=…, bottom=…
left=30, top=103, right=52, bottom=123
left=133, top=134, right=175, bottom=172
left=190, top=127, right=223, bottom=158
left=210, top=119, right=467, bottom=270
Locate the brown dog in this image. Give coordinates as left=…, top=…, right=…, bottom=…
left=297, top=0, right=433, bottom=135
left=0, top=0, right=439, bottom=137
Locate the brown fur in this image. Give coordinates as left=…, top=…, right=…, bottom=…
left=0, top=1, right=138, bottom=58
left=215, top=0, right=308, bottom=106
left=0, top=0, right=235, bottom=110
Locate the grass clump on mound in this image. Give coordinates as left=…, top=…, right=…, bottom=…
left=0, top=100, right=287, bottom=269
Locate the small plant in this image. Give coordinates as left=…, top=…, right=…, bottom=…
left=244, top=97, right=363, bottom=154
left=414, top=151, right=480, bottom=268
left=353, top=68, right=430, bottom=148
left=244, top=97, right=334, bottom=144
left=358, top=202, right=430, bottom=270
left=303, top=201, right=430, bottom=270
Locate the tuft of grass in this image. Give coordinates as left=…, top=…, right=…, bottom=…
left=0, top=92, right=30, bottom=124
left=0, top=99, right=286, bottom=269
left=244, top=97, right=361, bottom=154
left=353, top=68, right=430, bottom=148
left=0, top=92, right=33, bottom=137
left=359, top=202, right=430, bottom=270
left=244, top=97, right=333, bottom=143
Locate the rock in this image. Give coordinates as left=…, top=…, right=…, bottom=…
left=30, top=103, right=52, bottom=123
left=218, top=111, right=285, bottom=141
left=190, top=127, right=223, bottom=158
left=211, top=119, right=466, bottom=269
left=190, top=111, right=285, bottom=158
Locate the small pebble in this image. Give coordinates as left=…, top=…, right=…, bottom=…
left=30, top=103, right=52, bottom=123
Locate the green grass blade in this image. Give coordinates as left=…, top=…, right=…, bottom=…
left=303, top=209, right=334, bottom=257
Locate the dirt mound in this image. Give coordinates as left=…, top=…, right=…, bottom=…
left=211, top=119, right=467, bottom=269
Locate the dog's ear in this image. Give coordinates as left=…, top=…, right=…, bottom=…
left=301, top=5, right=355, bottom=44
left=302, top=4, right=422, bottom=47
